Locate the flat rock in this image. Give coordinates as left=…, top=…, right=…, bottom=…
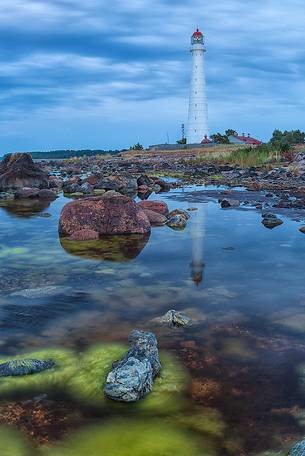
left=0, top=359, right=55, bottom=377
left=104, top=330, right=161, bottom=402
left=299, top=226, right=305, bottom=234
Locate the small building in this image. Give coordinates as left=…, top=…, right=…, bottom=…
left=228, top=133, right=262, bottom=146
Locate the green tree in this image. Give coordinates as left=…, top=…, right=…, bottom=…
left=177, top=138, right=187, bottom=145
left=130, top=143, right=144, bottom=151
left=210, top=133, right=229, bottom=144
left=270, top=129, right=305, bottom=146
left=225, top=129, right=237, bottom=137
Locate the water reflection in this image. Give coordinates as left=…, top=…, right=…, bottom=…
left=190, top=207, right=206, bottom=286
left=60, top=234, right=150, bottom=262
left=0, top=198, right=52, bottom=218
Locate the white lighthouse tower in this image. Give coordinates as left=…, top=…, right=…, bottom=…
left=187, top=29, right=209, bottom=144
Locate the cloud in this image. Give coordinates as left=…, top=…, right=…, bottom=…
left=0, top=0, right=305, bottom=151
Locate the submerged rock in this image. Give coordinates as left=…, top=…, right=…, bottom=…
left=10, top=286, right=71, bottom=299
left=262, top=215, right=284, bottom=229
left=289, top=440, right=305, bottom=455
left=0, top=359, right=55, bottom=377
left=59, top=192, right=151, bottom=237
left=104, top=330, right=161, bottom=402
left=152, top=310, right=192, bottom=327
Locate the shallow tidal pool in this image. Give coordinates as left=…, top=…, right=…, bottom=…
left=0, top=186, right=305, bottom=455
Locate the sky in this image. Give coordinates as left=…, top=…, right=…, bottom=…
left=0, top=0, right=305, bottom=153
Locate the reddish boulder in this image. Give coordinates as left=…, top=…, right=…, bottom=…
left=138, top=200, right=169, bottom=216
left=0, top=153, right=49, bottom=190
left=68, top=229, right=99, bottom=241
left=59, top=192, right=151, bottom=237
left=143, top=209, right=167, bottom=226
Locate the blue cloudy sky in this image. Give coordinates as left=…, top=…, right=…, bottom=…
left=0, top=0, right=304, bottom=153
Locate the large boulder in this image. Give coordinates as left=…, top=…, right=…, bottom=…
left=59, top=191, right=151, bottom=237
left=104, top=330, right=161, bottom=402
left=0, top=153, right=49, bottom=190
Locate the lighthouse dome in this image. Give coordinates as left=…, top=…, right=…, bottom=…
left=193, top=29, right=203, bottom=37
left=191, top=29, right=204, bottom=44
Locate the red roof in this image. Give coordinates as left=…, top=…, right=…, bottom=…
left=193, top=29, right=203, bottom=37
left=201, top=135, right=212, bottom=144
left=236, top=136, right=262, bottom=145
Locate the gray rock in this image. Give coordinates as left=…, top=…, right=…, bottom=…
left=167, top=214, right=187, bottom=230
left=289, top=440, right=305, bottom=455
left=221, top=199, right=240, bottom=208
left=299, top=226, right=305, bottom=234
left=104, top=330, right=161, bottom=402
left=152, top=310, right=191, bottom=327
left=0, top=359, right=55, bottom=377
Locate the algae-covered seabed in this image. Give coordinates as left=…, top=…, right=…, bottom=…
left=1, top=187, right=305, bottom=455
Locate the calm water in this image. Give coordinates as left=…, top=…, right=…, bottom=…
left=1, top=186, right=305, bottom=455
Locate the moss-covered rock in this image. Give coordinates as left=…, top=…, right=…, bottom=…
left=0, top=349, right=78, bottom=399
left=45, top=419, right=211, bottom=456
left=67, top=346, right=189, bottom=415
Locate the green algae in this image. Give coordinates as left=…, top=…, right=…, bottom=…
left=67, top=345, right=188, bottom=415
left=0, top=247, right=30, bottom=259
left=67, top=344, right=126, bottom=409
left=0, top=426, right=36, bottom=456
left=0, top=349, right=78, bottom=399
left=168, top=407, right=225, bottom=438
left=134, top=352, right=189, bottom=415
left=45, top=419, right=210, bottom=456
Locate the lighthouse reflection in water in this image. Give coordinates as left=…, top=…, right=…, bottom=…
left=190, top=207, right=205, bottom=286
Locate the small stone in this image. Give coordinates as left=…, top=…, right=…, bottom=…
left=167, top=214, right=187, bottom=230
left=152, top=310, right=192, bottom=327
left=299, top=226, right=305, bottom=234
left=0, top=359, right=55, bottom=377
